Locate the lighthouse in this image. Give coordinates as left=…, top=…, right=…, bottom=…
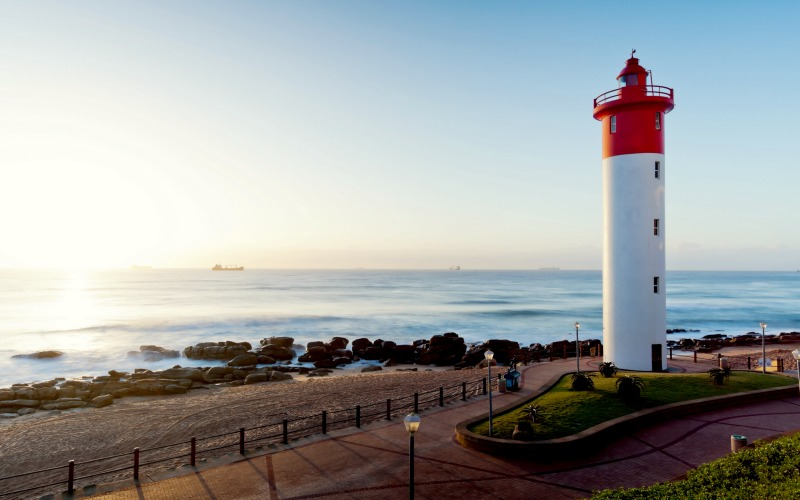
left=593, top=53, right=675, bottom=371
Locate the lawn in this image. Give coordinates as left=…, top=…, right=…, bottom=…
left=468, top=370, right=796, bottom=440
left=592, top=432, right=800, bottom=498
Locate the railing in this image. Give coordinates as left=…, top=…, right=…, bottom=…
left=594, top=85, right=674, bottom=107
left=0, top=377, right=486, bottom=499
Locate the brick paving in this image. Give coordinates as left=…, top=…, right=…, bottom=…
left=74, top=357, right=800, bottom=500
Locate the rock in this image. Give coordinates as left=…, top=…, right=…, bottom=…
left=512, top=422, right=535, bottom=441
left=12, top=350, right=63, bottom=359
left=258, top=345, right=296, bottom=361
left=351, top=338, right=372, bottom=355
left=244, top=373, right=268, bottom=385
left=32, top=387, right=59, bottom=400
left=17, top=407, right=37, bottom=416
left=260, top=336, right=295, bottom=348
left=164, top=384, right=188, bottom=395
left=228, top=353, right=258, bottom=367
left=158, top=368, right=206, bottom=382
left=40, top=400, right=87, bottom=411
left=327, top=337, right=349, bottom=350
left=2, top=399, right=40, bottom=409
left=0, top=389, right=15, bottom=401
left=361, top=366, right=383, bottom=373
left=183, top=341, right=251, bottom=360
left=108, top=370, right=129, bottom=378
left=332, top=357, right=352, bottom=366
left=32, top=380, right=58, bottom=388
left=257, top=355, right=276, bottom=364
left=92, top=394, right=114, bottom=408
left=313, top=359, right=336, bottom=369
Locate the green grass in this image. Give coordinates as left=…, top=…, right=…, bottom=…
left=468, top=371, right=795, bottom=440
left=591, top=433, right=800, bottom=498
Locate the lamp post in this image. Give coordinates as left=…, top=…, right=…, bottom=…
left=403, top=413, right=421, bottom=500
left=575, top=322, right=581, bottom=373
left=484, top=349, right=494, bottom=437
left=792, top=349, right=800, bottom=394
left=760, top=322, right=767, bottom=374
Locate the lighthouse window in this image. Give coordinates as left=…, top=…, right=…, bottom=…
left=654, top=161, right=660, bottom=179
left=654, top=219, right=660, bottom=236
left=653, top=277, right=660, bottom=294
left=610, top=115, right=616, bottom=133
left=655, top=112, right=662, bottom=130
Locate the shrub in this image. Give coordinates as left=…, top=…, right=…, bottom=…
left=708, top=367, right=731, bottom=385
left=598, top=362, right=618, bottom=378
left=571, top=371, right=596, bottom=391
left=615, top=375, right=645, bottom=401
left=520, top=404, right=543, bottom=424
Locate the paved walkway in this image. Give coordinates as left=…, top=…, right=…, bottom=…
left=75, top=357, right=800, bottom=499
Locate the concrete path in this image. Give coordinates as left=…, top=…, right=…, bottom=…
left=76, top=357, right=800, bottom=499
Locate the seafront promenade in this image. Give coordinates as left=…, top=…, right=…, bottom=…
left=64, top=355, right=800, bottom=500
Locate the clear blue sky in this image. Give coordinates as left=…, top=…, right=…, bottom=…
left=1, top=1, right=797, bottom=270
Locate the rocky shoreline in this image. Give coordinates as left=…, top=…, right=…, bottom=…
left=5, top=329, right=798, bottom=422
left=2, top=332, right=580, bottom=421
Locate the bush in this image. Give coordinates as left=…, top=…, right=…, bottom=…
left=708, top=367, right=731, bottom=385
left=615, top=375, right=645, bottom=401
left=598, top=362, right=618, bottom=378
left=571, top=372, right=596, bottom=391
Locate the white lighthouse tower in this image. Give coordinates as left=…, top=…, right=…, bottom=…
left=593, top=53, right=675, bottom=371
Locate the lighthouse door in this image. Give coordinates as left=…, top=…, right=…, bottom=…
left=651, top=344, right=663, bottom=372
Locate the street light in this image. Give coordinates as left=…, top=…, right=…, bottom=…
left=792, top=349, right=800, bottom=394
left=403, top=413, right=421, bottom=500
left=575, top=322, right=581, bottom=373
left=760, top=322, right=767, bottom=374
left=484, top=349, right=494, bottom=437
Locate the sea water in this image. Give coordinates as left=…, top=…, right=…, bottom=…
left=0, top=269, right=797, bottom=387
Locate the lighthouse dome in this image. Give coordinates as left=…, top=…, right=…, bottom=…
left=617, top=56, right=648, bottom=87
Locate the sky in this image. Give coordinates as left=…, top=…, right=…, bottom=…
left=1, top=1, right=798, bottom=271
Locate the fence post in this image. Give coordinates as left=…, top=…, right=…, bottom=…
left=747, top=356, right=751, bottom=370
left=483, top=377, right=487, bottom=395
left=356, top=405, right=361, bottom=428
left=133, top=447, right=140, bottom=480
left=282, top=419, right=288, bottom=444
left=322, top=410, right=327, bottom=434
left=386, top=399, right=391, bottom=420
left=68, top=460, right=75, bottom=495
left=414, top=392, right=419, bottom=413
left=439, top=387, right=444, bottom=407
left=693, top=350, right=697, bottom=363
left=462, top=382, right=466, bottom=401
left=191, top=437, right=196, bottom=466
left=239, top=428, right=245, bottom=455
left=669, top=347, right=673, bottom=360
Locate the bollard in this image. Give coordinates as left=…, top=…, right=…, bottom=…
left=239, top=428, right=245, bottom=455
left=133, top=447, right=140, bottom=480
left=191, top=437, right=197, bottom=466
left=282, top=419, right=289, bottom=444
left=386, top=399, right=392, bottom=420
left=67, top=460, right=75, bottom=495
left=747, top=356, right=751, bottom=370
left=731, top=434, right=747, bottom=453
left=414, top=392, right=419, bottom=413
left=461, top=382, right=466, bottom=401
left=356, top=405, right=361, bottom=428
left=322, top=410, right=327, bottom=434
left=439, top=387, right=444, bottom=407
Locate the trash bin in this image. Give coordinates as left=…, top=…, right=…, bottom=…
left=498, top=374, right=506, bottom=393
left=505, top=368, right=520, bottom=391
left=731, top=434, right=747, bottom=453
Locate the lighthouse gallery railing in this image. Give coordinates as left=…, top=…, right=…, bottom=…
left=594, top=85, right=673, bottom=108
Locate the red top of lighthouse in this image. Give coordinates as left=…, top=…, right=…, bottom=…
left=593, top=54, right=674, bottom=158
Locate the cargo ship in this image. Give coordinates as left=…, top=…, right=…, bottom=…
left=212, top=264, right=244, bottom=271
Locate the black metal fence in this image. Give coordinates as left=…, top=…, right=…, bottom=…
left=0, top=377, right=486, bottom=499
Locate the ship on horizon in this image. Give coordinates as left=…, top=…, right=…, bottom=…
left=212, top=264, right=244, bottom=271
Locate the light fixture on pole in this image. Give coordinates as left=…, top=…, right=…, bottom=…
left=575, top=322, right=581, bottom=373
left=403, top=413, right=421, bottom=500
left=484, top=349, right=494, bottom=437
left=792, top=349, right=800, bottom=394
left=760, top=322, right=767, bottom=374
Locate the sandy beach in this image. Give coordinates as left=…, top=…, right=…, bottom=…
left=0, top=366, right=485, bottom=493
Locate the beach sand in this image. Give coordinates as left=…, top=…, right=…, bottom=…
left=0, top=365, right=484, bottom=493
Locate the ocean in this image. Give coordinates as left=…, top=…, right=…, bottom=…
left=1, top=269, right=798, bottom=387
